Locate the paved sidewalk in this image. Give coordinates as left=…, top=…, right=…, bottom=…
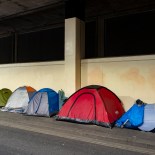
left=0, top=111, right=155, bottom=155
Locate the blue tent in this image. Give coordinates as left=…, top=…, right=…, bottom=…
left=115, top=100, right=145, bottom=129
left=24, top=88, right=59, bottom=117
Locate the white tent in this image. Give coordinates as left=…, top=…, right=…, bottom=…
left=1, top=86, right=36, bottom=113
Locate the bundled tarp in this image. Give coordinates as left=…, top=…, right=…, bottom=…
left=58, top=89, right=68, bottom=110
left=1, top=86, right=36, bottom=113
left=138, top=104, right=155, bottom=132
left=115, top=99, right=146, bottom=129
left=56, top=85, right=125, bottom=128
left=0, top=88, right=12, bottom=107
left=24, top=88, right=59, bottom=117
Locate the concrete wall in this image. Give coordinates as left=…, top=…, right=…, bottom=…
left=0, top=61, right=65, bottom=92
left=81, top=55, right=155, bottom=111
left=0, top=55, right=155, bottom=111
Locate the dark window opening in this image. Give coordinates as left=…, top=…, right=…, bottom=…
left=17, top=27, right=64, bottom=63
left=0, top=36, right=13, bottom=64
left=85, top=20, right=98, bottom=58
left=104, top=11, right=155, bottom=57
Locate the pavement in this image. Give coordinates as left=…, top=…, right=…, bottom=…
left=0, top=111, right=155, bottom=155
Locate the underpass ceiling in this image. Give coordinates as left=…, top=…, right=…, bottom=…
left=0, top=0, right=63, bottom=19
left=0, top=0, right=155, bottom=35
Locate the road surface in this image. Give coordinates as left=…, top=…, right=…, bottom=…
left=0, top=125, right=145, bottom=155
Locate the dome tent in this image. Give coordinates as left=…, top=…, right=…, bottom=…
left=24, top=88, right=59, bottom=117
left=0, top=88, right=12, bottom=107
left=56, top=85, right=125, bottom=128
left=138, top=104, right=155, bottom=132
left=1, top=86, right=36, bottom=113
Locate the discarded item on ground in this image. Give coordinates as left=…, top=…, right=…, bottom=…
left=24, top=88, right=59, bottom=117
left=1, top=86, right=36, bottom=113
left=115, top=99, right=145, bottom=129
left=138, top=104, right=155, bottom=132
left=56, top=85, right=125, bottom=128
left=58, top=89, right=68, bottom=109
left=0, top=88, right=12, bottom=107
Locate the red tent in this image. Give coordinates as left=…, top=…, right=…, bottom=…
left=56, top=85, right=125, bottom=128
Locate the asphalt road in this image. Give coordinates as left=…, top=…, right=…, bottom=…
left=0, top=125, right=145, bottom=155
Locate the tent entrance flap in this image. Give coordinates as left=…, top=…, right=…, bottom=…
left=67, top=93, right=96, bottom=121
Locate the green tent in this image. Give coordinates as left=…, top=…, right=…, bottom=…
left=0, top=88, right=12, bottom=107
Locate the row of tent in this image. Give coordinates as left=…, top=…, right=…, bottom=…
left=0, top=85, right=125, bottom=128
left=0, top=85, right=155, bottom=132
left=0, top=86, right=66, bottom=116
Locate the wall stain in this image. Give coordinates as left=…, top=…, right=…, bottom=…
left=148, top=69, right=155, bottom=91
left=120, top=68, right=145, bottom=85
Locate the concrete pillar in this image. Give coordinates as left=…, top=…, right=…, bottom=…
left=65, top=17, right=85, bottom=96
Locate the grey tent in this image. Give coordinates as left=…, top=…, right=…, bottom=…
left=24, top=88, right=59, bottom=117
left=138, top=104, right=155, bottom=132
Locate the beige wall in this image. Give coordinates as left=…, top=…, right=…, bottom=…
left=81, top=55, right=155, bottom=111
left=0, top=55, right=155, bottom=111
left=0, top=61, right=65, bottom=93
